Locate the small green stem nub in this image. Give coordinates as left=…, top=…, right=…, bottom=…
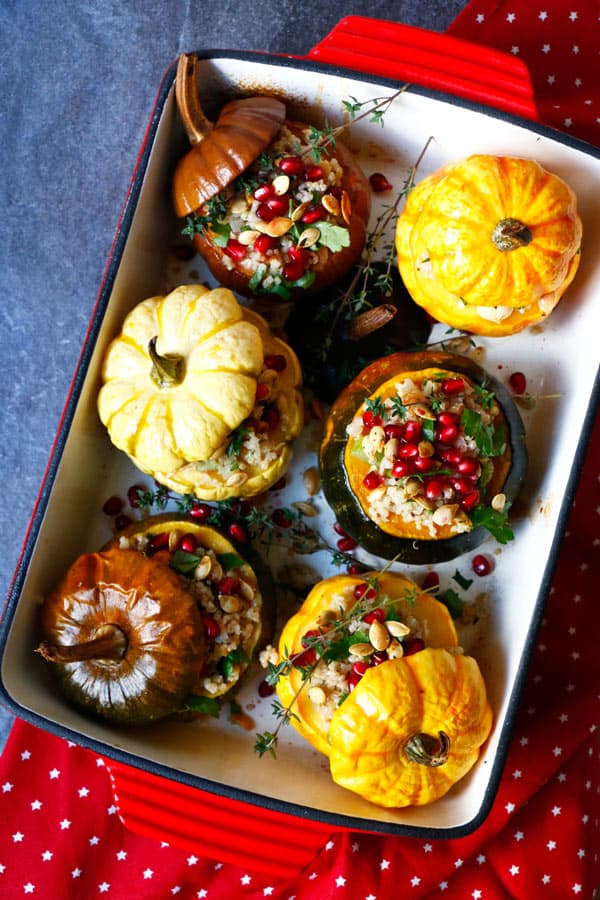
left=492, top=217, right=533, bottom=251
left=148, top=337, right=185, bottom=387
left=404, top=730, right=450, bottom=767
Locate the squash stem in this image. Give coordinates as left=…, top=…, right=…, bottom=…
left=492, top=217, right=532, bottom=251
left=148, top=337, right=185, bottom=387
left=175, top=53, right=214, bottom=146
left=404, top=730, right=450, bottom=767
left=36, top=625, right=128, bottom=664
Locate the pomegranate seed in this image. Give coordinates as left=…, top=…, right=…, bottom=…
left=305, top=164, right=323, bottom=180
left=127, top=484, right=146, bottom=508
left=287, top=245, right=310, bottom=265
left=438, top=411, right=459, bottom=426
left=414, top=457, right=434, bottom=473
left=457, top=457, right=480, bottom=476
left=384, top=423, right=404, bottom=440
left=422, top=571, right=440, bottom=592
left=301, top=629, right=322, bottom=648
left=437, top=423, right=458, bottom=444
left=189, top=502, right=212, bottom=521
left=352, top=660, right=369, bottom=677
left=272, top=508, right=293, bottom=528
left=114, top=514, right=133, bottom=531
left=258, top=679, right=275, bottom=697
left=363, top=471, right=384, bottom=490
left=148, top=531, right=170, bottom=553
left=392, top=460, right=412, bottom=478
left=334, top=522, right=349, bottom=536
left=362, top=410, right=382, bottom=429
left=398, top=442, right=419, bottom=459
left=293, top=647, right=316, bottom=668
left=363, top=608, right=386, bottom=624
left=254, top=234, right=277, bottom=254
left=224, top=239, right=247, bottom=261
left=509, top=371, right=527, bottom=394
left=404, top=420, right=422, bottom=442
left=269, top=476, right=287, bottom=491
left=452, top=477, right=474, bottom=495
left=371, top=651, right=388, bottom=666
left=337, top=536, right=358, bottom=552
left=178, top=533, right=198, bottom=553
left=172, top=244, right=195, bottom=261
left=264, top=406, right=280, bottom=429
left=218, top=575, right=239, bottom=595
left=425, top=478, right=446, bottom=500
left=472, top=554, right=493, bottom=576
left=441, top=377, right=465, bottom=396
left=347, top=670, right=362, bottom=691
left=403, top=637, right=425, bottom=656
left=461, top=489, right=480, bottom=512
left=347, top=562, right=367, bottom=575
left=440, top=448, right=462, bottom=466
left=354, top=583, right=377, bottom=601
left=265, top=196, right=290, bottom=216
left=102, top=495, right=123, bottom=516
left=256, top=382, right=270, bottom=401
left=228, top=522, right=248, bottom=544
left=282, top=260, right=305, bottom=282
left=202, top=615, right=221, bottom=640
left=278, top=156, right=305, bottom=176
left=253, top=183, right=273, bottom=201
left=256, top=202, right=277, bottom=222
left=369, top=172, right=393, bottom=192
left=302, top=206, right=326, bottom=224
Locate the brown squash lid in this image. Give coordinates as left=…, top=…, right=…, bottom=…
left=173, top=53, right=286, bottom=217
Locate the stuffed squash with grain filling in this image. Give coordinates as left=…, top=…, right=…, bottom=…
left=320, top=351, right=527, bottom=564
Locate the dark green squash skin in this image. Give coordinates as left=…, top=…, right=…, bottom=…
left=319, top=351, right=528, bottom=565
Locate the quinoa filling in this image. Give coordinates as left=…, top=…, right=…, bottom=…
left=346, top=371, right=508, bottom=538
left=183, top=124, right=351, bottom=299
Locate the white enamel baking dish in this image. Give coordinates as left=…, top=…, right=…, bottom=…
left=1, top=17, right=599, bottom=881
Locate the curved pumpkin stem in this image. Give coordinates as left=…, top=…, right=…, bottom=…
left=404, top=730, right=450, bottom=767
left=36, top=625, right=128, bottom=664
left=346, top=304, right=397, bottom=340
left=148, top=337, right=186, bottom=387
left=492, top=217, right=533, bottom=252
left=175, top=53, right=214, bottom=146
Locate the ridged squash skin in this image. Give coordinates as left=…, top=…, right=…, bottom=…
left=396, top=155, right=582, bottom=336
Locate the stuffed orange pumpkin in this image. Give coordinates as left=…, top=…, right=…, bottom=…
left=328, top=647, right=493, bottom=807
left=172, top=54, right=371, bottom=317
left=274, top=571, right=458, bottom=757
left=395, top=155, right=582, bottom=336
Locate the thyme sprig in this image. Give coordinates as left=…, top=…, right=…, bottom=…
left=254, top=574, right=417, bottom=757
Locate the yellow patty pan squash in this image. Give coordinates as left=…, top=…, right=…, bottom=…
left=328, top=647, right=493, bottom=807
left=396, top=155, right=582, bottom=336
left=97, top=284, right=303, bottom=500
left=275, top=571, right=458, bottom=757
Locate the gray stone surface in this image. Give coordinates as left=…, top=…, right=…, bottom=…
left=0, top=0, right=466, bottom=749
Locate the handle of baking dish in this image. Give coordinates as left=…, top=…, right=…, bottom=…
left=107, top=759, right=340, bottom=880
left=305, top=16, right=538, bottom=121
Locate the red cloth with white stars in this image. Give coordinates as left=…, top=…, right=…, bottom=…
left=1, top=3, right=600, bottom=898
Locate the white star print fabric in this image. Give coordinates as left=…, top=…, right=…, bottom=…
left=1, top=1, right=600, bottom=897
left=448, top=0, right=599, bottom=145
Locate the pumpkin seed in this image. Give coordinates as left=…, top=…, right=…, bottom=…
left=418, top=440, right=435, bottom=458
left=219, top=594, right=241, bottom=614
left=237, top=229, right=260, bottom=246
left=168, top=529, right=183, bottom=552
left=322, top=193, right=340, bottom=216
left=292, top=500, right=317, bottom=518
left=386, top=620, right=411, bottom=638
left=194, top=555, right=213, bottom=580
left=257, top=216, right=293, bottom=237
left=307, top=686, right=326, bottom=705
left=226, top=472, right=248, bottom=488
left=414, top=405, right=436, bottom=421
left=297, top=226, right=320, bottom=249
left=208, top=558, right=223, bottom=582
left=432, top=503, right=459, bottom=526
left=384, top=438, right=398, bottom=461
left=303, top=466, right=320, bottom=496
left=491, top=492, right=506, bottom=512
left=341, top=190, right=352, bottom=224
left=237, top=579, right=255, bottom=602
left=291, top=201, right=309, bottom=222
left=369, top=620, right=390, bottom=652
left=387, top=639, right=405, bottom=659
left=349, top=642, right=374, bottom=657
left=404, top=478, right=421, bottom=498
left=272, top=174, right=290, bottom=196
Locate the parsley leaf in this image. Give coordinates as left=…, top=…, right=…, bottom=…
left=440, top=588, right=463, bottom=620
left=182, top=694, right=222, bottom=717
left=461, top=408, right=506, bottom=457
left=470, top=505, right=514, bottom=544
left=453, top=570, right=473, bottom=591
left=314, top=222, right=350, bottom=252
